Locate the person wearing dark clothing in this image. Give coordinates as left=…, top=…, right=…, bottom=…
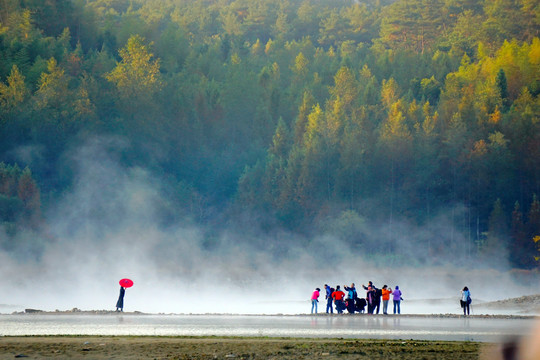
left=362, top=281, right=374, bottom=291
left=355, top=297, right=367, bottom=313
left=373, top=287, right=382, bottom=314
left=116, top=286, right=125, bottom=312
left=366, top=286, right=376, bottom=314
left=325, top=284, right=334, bottom=314
left=363, top=282, right=378, bottom=314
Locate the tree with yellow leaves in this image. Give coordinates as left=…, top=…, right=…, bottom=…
left=0, top=65, right=28, bottom=111
left=106, top=35, right=162, bottom=111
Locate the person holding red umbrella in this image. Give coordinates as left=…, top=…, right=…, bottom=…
left=116, top=278, right=133, bottom=312
left=116, top=286, right=125, bottom=312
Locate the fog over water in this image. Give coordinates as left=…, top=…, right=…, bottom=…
left=0, top=138, right=538, bottom=315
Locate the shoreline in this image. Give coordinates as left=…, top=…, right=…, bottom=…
left=1, top=314, right=536, bottom=358
left=3, top=309, right=538, bottom=319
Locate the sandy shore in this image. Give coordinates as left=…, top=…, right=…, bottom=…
left=0, top=336, right=490, bottom=359
left=9, top=308, right=538, bottom=319
left=1, top=295, right=537, bottom=359
left=1, top=311, right=536, bottom=359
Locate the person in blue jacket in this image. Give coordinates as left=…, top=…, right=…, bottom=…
left=324, top=284, right=334, bottom=314
left=344, top=283, right=357, bottom=313
left=460, top=286, right=471, bottom=316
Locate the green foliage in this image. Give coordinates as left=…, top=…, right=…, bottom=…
left=105, top=34, right=162, bottom=103
left=0, top=0, right=538, bottom=266
left=483, top=198, right=509, bottom=257
left=0, top=194, right=23, bottom=222
left=0, top=65, right=28, bottom=111
left=0, top=163, right=41, bottom=232
left=535, top=236, right=540, bottom=263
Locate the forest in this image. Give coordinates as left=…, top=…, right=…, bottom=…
left=0, top=0, right=539, bottom=269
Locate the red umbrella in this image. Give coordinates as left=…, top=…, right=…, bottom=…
left=119, top=278, right=134, bottom=288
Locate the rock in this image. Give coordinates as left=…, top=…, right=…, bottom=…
left=24, top=309, right=43, bottom=314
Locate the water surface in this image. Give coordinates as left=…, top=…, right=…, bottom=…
left=0, top=314, right=535, bottom=342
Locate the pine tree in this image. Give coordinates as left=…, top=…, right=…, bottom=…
left=294, top=91, right=315, bottom=145
left=34, top=58, right=69, bottom=112
left=0, top=65, right=28, bottom=111
left=17, top=167, right=41, bottom=227
left=106, top=35, right=162, bottom=109
left=485, top=198, right=509, bottom=254
left=510, top=201, right=533, bottom=268
left=528, top=194, right=540, bottom=255
left=495, top=68, right=509, bottom=109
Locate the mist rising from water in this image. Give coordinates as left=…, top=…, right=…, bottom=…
left=0, top=137, right=538, bottom=315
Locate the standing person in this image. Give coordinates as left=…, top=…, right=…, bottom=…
left=381, top=285, right=392, bottom=315
left=373, top=286, right=382, bottom=314
left=324, top=284, right=334, bottom=314
left=116, top=286, right=125, bottom=312
left=392, top=286, right=402, bottom=314
left=311, top=287, right=320, bottom=314
left=366, top=286, right=376, bottom=314
left=332, top=286, right=345, bottom=314
left=460, top=286, right=471, bottom=316
left=362, top=282, right=375, bottom=314
left=362, top=281, right=374, bottom=291
left=344, top=283, right=357, bottom=314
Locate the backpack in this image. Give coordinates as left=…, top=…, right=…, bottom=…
left=466, top=293, right=472, bottom=305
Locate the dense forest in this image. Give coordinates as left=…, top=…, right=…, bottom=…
left=0, top=0, right=539, bottom=268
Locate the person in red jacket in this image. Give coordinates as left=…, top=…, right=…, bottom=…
left=381, top=285, right=392, bottom=315
left=332, top=285, right=346, bottom=314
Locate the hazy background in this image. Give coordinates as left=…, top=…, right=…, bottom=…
left=0, top=0, right=539, bottom=315
left=0, top=137, right=537, bottom=315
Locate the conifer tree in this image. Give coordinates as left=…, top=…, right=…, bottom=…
left=106, top=35, right=162, bottom=110
left=17, top=167, right=41, bottom=227
left=0, top=65, right=28, bottom=111
left=510, top=201, right=533, bottom=268
left=486, top=198, right=509, bottom=250
left=495, top=68, right=509, bottom=109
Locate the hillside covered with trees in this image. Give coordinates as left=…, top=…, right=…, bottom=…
left=0, top=0, right=539, bottom=268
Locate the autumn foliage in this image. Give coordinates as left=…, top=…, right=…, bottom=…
left=0, top=0, right=538, bottom=266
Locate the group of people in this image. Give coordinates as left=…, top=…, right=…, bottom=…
left=311, top=282, right=403, bottom=315
left=311, top=284, right=473, bottom=316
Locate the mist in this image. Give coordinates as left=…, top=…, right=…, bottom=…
left=0, top=137, right=538, bottom=315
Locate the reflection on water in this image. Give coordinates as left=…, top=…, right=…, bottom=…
left=0, top=314, right=535, bottom=342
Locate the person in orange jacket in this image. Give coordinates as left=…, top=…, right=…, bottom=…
left=381, top=285, right=392, bottom=315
